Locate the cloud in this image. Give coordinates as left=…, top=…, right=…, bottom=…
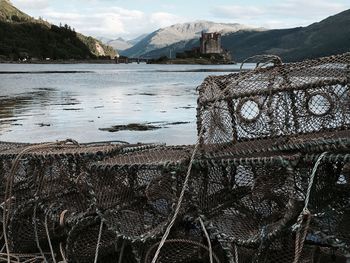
left=212, top=0, right=349, bottom=28
left=212, top=5, right=264, bottom=20
left=150, top=12, right=185, bottom=28
left=11, top=0, right=49, bottom=10
left=38, top=7, right=186, bottom=39
left=10, top=0, right=186, bottom=38
left=272, top=0, right=346, bottom=17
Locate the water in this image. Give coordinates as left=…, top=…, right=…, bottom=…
left=0, top=63, right=250, bottom=145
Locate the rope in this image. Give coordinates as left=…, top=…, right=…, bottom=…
left=59, top=210, right=68, bottom=227
left=83, top=140, right=130, bottom=145
left=59, top=243, right=68, bottom=263
left=44, top=212, right=56, bottom=263
left=94, top=220, right=104, bottom=263
left=118, top=240, right=125, bottom=263
left=303, top=152, right=328, bottom=212
left=293, top=151, right=328, bottom=263
left=293, top=213, right=311, bottom=263
left=151, top=125, right=204, bottom=263
left=33, top=205, right=47, bottom=263
left=199, top=217, right=213, bottom=263
left=234, top=244, right=239, bottom=263
left=2, top=139, right=79, bottom=263
left=239, top=54, right=282, bottom=73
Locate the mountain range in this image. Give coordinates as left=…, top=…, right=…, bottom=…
left=120, top=21, right=261, bottom=58
left=0, top=0, right=116, bottom=61
left=105, top=10, right=350, bottom=62
left=1, top=0, right=349, bottom=62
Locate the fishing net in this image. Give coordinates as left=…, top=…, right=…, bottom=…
left=1, top=53, right=350, bottom=262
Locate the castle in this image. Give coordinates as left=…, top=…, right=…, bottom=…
left=174, top=31, right=232, bottom=63
left=200, top=32, right=222, bottom=54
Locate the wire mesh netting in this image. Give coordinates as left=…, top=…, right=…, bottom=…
left=0, top=53, right=350, bottom=262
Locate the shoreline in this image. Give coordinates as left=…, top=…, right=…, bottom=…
left=0, top=59, right=117, bottom=64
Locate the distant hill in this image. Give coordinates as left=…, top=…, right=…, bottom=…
left=100, top=37, right=132, bottom=51
left=121, top=21, right=260, bottom=58
left=0, top=0, right=117, bottom=61
left=221, top=9, right=350, bottom=62
left=123, top=10, right=350, bottom=62
left=98, top=34, right=149, bottom=53
left=128, top=34, right=148, bottom=45
left=0, top=0, right=36, bottom=23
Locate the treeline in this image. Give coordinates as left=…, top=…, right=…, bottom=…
left=0, top=21, right=114, bottom=61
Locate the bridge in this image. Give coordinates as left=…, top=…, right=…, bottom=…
left=115, top=56, right=149, bottom=64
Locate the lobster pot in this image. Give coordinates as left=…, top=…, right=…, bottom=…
left=197, top=53, right=350, bottom=155
left=132, top=220, right=227, bottom=263
left=193, top=155, right=300, bottom=254
left=66, top=216, right=118, bottom=263
left=193, top=53, right=350, bottom=262
left=225, top=234, right=315, bottom=263
left=1, top=142, right=123, bottom=255
left=0, top=142, right=31, bottom=204
left=143, top=239, right=223, bottom=263
left=87, top=146, right=192, bottom=242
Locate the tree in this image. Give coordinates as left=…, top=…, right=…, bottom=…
left=11, top=15, right=20, bottom=22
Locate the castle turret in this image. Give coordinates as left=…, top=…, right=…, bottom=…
left=200, top=31, right=222, bottom=54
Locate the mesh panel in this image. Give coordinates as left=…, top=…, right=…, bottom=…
left=88, top=146, right=192, bottom=241
left=197, top=53, right=350, bottom=153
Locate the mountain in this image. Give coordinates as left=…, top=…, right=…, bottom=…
left=0, top=0, right=34, bottom=22
left=0, top=0, right=117, bottom=61
left=128, top=34, right=148, bottom=45
left=121, top=21, right=260, bottom=57
left=104, top=37, right=132, bottom=51
left=98, top=34, right=149, bottom=52
left=221, top=9, right=350, bottom=62
left=133, top=10, right=350, bottom=62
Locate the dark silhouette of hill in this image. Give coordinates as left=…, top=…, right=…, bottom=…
left=222, top=9, right=350, bottom=62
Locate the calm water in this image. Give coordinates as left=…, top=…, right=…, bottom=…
left=0, top=63, right=250, bottom=145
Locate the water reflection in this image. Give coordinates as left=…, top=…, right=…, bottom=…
left=0, top=88, right=82, bottom=135
left=0, top=63, right=248, bottom=145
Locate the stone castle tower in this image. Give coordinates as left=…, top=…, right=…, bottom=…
left=200, top=32, right=222, bottom=54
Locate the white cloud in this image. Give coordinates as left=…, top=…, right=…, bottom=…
left=212, top=0, right=349, bottom=29
left=43, top=9, right=131, bottom=36
left=11, top=0, right=49, bottom=10
left=22, top=5, right=186, bottom=39
left=150, top=12, right=185, bottom=28
left=272, top=0, right=346, bottom=17
left=213, top=5, right=264, bottom=20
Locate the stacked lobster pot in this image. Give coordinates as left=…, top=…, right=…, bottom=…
left=0, top=140, right=135, bottom=262
left=1, top=53, right=350, bottom=263
left=71, top=145, right=222, bottom=262
left=195, top=53, right=350, bottom=262
left=80, top=53, right=350, bottom=263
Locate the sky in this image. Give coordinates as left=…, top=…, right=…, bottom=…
left=10, top=0, right=350, bottom=40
